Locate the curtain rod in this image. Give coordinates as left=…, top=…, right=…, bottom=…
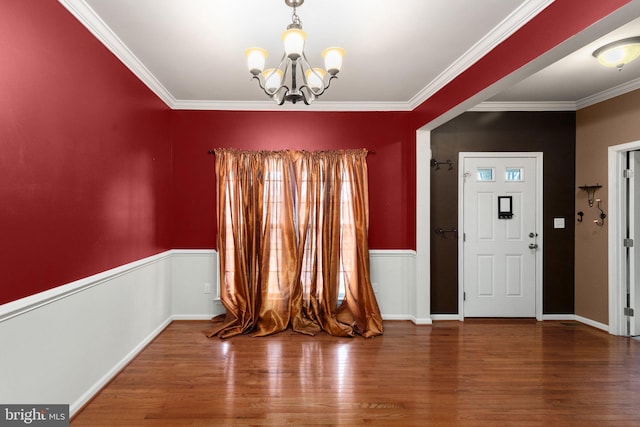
left=207, top=149, right=375, bottom=155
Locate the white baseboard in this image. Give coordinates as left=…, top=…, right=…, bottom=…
left=575, top=315, right=609, bottom=332
left=172, top=314, right=215, bottom=321
left=542, top=314, right=576, bottom=321
left=381, top=314, right=432, bottom=325
left=430, top=314, right=604, bottom=327
left=412, top=317, right=433, bottom=325
left=431, top=314, right=462, bottom=321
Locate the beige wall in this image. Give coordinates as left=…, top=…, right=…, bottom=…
left=576, top=89, right=640, bottom=324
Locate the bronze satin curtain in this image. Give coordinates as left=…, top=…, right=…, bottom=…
left=207, top=149, right=383, bottom=339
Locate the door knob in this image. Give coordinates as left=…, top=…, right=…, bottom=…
left=528, top=243, right=538, bottom=249
left=529, top=232, right=538, bottom=238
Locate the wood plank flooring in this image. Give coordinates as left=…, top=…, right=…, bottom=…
left=71, top=320, right=640, bottom=426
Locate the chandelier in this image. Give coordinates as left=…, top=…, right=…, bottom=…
left=244, top=0, right=345, bottom=105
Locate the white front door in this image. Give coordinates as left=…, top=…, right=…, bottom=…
left=461, top=154, right=541, bottom=317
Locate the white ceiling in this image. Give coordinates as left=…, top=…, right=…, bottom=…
left=60, top=0, right=640, bottom=113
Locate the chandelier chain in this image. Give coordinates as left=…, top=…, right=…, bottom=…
left=291, top=6, right=302, bottom=27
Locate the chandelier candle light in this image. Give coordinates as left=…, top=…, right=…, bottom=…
left=245, top=0, right=345, bottom=105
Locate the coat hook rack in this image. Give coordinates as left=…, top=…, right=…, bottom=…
left=578, top=184, right=602, bottom=207
left=431, top=159, right=453, bottom=171
left=434, top=227, right=458, bottom=238
left=577, top=211, right=584, bottom=223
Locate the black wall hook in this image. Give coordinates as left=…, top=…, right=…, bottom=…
left=431, top=159, right=453, bottom=171
left=434, top=227, right=458, bottom=238
left=594, top=200, right=606, bottom=227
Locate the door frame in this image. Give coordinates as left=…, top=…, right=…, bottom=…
left=628, top=151, right=640, bottom=336
left=458, top=152, right=544, bottom=321
left=608, top=140, right=640, bottom=336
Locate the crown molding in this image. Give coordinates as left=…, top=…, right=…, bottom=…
left=58, top=0, right=177, bottom=107
left=469, top=101, right=577, bottom=112
left=172, top=99, right=412, bottom=112
left=576, top=77, right=640, bottom=110
left=472, top=77, right=640, bottom=112
left=407, top=0, right=554, bottom=110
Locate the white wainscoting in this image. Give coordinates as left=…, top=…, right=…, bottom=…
left=0, top=251, right=173, bottom=415
left=169, top=249, right=422, bottom=322
left=0, top=248, right=422, bottom=417
left=369, top=250, right=423, bottom=323
left=171, top=249, right=225, bottom=320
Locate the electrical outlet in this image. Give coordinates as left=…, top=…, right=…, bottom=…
left=204, top=282, right=212, bottom=294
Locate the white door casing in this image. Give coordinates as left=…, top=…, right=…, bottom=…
left=628, top=151, right=640, bottom=335
left=459, top=152, right=543, bottom=319
left=609, top=141, right=640, bottom=336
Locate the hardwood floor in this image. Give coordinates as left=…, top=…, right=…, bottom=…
left=72, top=320, right=640, bottom=426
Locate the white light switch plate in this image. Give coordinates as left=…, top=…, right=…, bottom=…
left=553, top=217, right=565, bottom=229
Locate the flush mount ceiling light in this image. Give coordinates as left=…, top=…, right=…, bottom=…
left=592, top=37, right=640, bottom=71
left=244, top=0, right=344, bottom=105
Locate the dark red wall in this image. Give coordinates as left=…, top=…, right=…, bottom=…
left=170, top=111, right=416, bottom=250
left=0, top=1, right=173, bottom=304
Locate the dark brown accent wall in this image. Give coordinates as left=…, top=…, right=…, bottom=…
left=430, top=111, right=576, bottom=315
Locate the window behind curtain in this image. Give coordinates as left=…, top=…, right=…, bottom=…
left=260, top=162, right=351, bottom=305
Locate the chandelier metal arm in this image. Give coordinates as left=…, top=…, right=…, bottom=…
left=276, top=86, right=290, bottom=105
left=251, top=74, right=291, bottom=105
left=300, top=91, right=311, bottom=105
left=291, top=61, right=298, bottom=91
left=250, top=53, right=338, bottom=103
left=299, top=51, right=321, bottom=94
left=299, top=75, right=337, bottom=97
left=279, top=56, right=291, bottom=84
left=250, top=75, right=269, bottom=93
